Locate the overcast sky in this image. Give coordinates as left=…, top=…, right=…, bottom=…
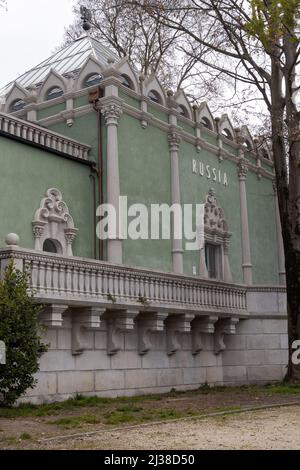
left=0, top=0, right=75, bottom=88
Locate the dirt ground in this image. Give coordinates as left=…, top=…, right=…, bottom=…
left=0, top=387, right=300, bottom=450
left=47, top=406, right=300, bottom=450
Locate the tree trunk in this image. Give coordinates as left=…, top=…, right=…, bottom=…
left=270, top=36, right=300, bottom=382
left=282, top=33, right=300, bottom=382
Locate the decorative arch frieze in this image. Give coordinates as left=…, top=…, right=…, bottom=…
left=32, top=188, right=78, bottom=256
left=4, top=82, right=29, bottom=113
left=74, top=55, right=105, bottom=91
left=38, top=70, right=67, bottom=103
left=197, top=102, right=216, bottom=132
left=114, top=57, right=139, bottom=92
left=144, top=74, right=166, bottom=106
left=174, top=89, right=192, bottom=120
left=219, top=114, right=235, bottom=142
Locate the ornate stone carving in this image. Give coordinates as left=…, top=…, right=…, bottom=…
left=202, top=189, right=232, bottom=282
left=32, top=188, right=78, bottom=256
left=106, top=309, right=138, bottom=355
left=165, top=313, right=195, bottom=355
left=237, top=159, right=248, bottom=180
left=101, top=102, right=123, bottom=126
left=137, top=312, right=168, bottom=355
left=214, top=318, right=239, bottom=354
left=204, top=189, right=229, bottom=234
left=168, top=131, right=181, bottom=151
left=71, top=307, right=105, bottom=355
left=192, top=316, right=218, bottom=355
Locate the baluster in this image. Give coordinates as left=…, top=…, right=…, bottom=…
left=3, top=118, right=9, bottom=132
left=102, top=269, right=108, bottom=296
left=52, top=262, right=59, bottom=295
left=31, top=261, right=39, bottom=290
left=65, top=265, right=72, bottom=294
left=38, top=261, right=46, bottom=294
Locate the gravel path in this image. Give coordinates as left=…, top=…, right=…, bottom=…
left=56, top=405, right=300, bottom=450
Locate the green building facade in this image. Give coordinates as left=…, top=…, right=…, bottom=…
left=0, top=36, right=287, bottom=402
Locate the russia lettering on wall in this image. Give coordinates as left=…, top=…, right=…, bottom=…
left=192, top=160, right=229, bottom=186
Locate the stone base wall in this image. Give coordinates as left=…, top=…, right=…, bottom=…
left=24, top=312, right=288, bottom=404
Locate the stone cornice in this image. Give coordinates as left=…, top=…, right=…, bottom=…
left=36, top=100, right=275, bottom=181
left=247, top=285, right=286, bottom=293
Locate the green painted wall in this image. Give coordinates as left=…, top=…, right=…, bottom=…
left=179, top=142, right=243, bottom=282
left=180, top=122, right=195, bottom=136
left=119, top=91, right=140, bottom=110
left=28, top=91, right=278, bottom=284
left=37, top=103, right=65, bottom=120
left=49, top=113, right=99, bottom=165
left=0, top=136, right=95, bottom=259
left=148, top=104, right=169, bottom=123
left=74, top=95, right=90, bottom=107
left=118, top=114, right=172, bottom=271
left=201, top=130, right=218, bottom=147
left=247, top=172, right=279, bottom=284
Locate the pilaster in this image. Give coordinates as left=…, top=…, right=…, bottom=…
left=100, top=95, right=123, bottom=264
left=168, top=128, right=184, bottom=274
left=238, top=157, right=253, bottom=285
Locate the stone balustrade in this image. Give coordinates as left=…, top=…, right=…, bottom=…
left=0, top=112, right=90, bottom=160
left=0, top=246, right=247, bottom=315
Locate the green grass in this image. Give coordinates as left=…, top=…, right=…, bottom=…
left=264, top=384, right=300, bottom=395
left=0, top=393, right=163, bottom=418
left=19, top=432, right=32, bottom=440
left=1, top=383, right=300, bottom=421
left=49, top=414, right=100, bottom=429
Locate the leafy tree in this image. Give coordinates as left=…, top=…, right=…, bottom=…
left=132, top=0, right=300, bottom=381
left=0, top=262, right=47, bottom=406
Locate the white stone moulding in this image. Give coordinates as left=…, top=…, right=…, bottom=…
left=214, top=317, right=240, bottom=355
left=0, top=112, right=91, bottom=160
left=0, top=246, right=248, bottom=316
left=71, top=307, right=105, bottom=355
left=39, top=304, right=69, bottom=328
left=32, top=188, right=78, bottom=256
left=106, top=309, right=138, bottom=356
left=166, top=313, right=195, bottom=355
left=137, top=311, right=168, bottom=355
left=192, top=315, right=218, bottom=355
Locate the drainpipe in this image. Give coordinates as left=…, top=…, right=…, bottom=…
left=89, top=87, right=104, bottom=260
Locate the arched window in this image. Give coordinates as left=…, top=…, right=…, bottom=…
left=43, top=239, right=62, bottom=254
left=84, top=73, right=102, bottom=88
left=10, top=99, right=26, bottom=112
left=148, top=90, right=161, bottom=104
left=46, top=87, right=64, bottom=101
left=178, top=105, right=189, bottom=118
left=222, top=128, right=234, bottom=141
left=121, top=74, right=134, bottom=90
left=200, top=116, right=213, bottom=130
left=244, top=139, right=252, bottom=151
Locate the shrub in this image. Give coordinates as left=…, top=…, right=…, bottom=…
left=0, top=262, right=47, bottom=406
